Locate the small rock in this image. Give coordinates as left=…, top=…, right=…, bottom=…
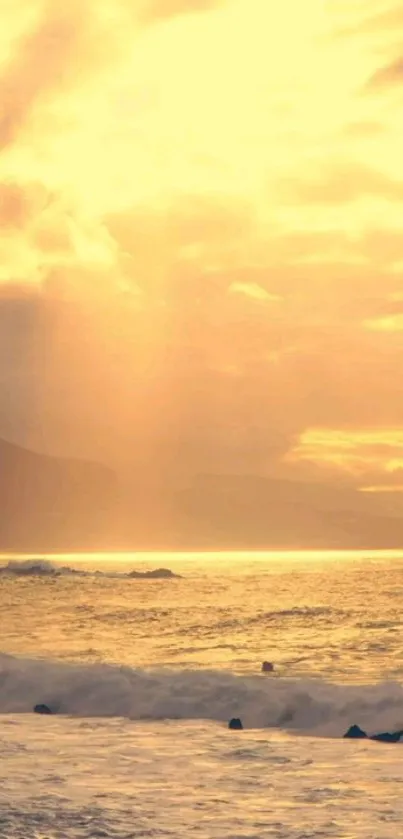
left=34, top=703, right=52, bottom=715
left=228, top=717, right=243, bottom=730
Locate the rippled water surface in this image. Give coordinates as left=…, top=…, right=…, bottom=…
left=2, top=551, right=403, bottom=683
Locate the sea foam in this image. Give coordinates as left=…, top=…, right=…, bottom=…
left=0, top=559, right=179, bottom=579
left=1, top=651, right=403, bottom=736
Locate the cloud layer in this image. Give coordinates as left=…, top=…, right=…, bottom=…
left=1, top=0, right=403, bottom=499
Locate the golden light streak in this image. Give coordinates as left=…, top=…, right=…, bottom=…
left=359, top=485, right=403, bottom=493
left=288, top=428, right=403, bottom=475
left=364, top=315, right=403, bottom=332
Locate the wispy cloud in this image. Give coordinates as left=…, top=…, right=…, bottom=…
left=277, top=161, right=403, bottom=204
left=138, top=0, right=226, bottom=24
left=228, top=282, right=282, bottom=302
left=366, top=55, right=403, bottom=90
left=0, top=0, right=126, bottom=150
left=337, top=3, right=403, bottom=37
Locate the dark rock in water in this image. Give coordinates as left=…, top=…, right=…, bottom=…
left=370, top=729, right=403, bottom=743
left=344, top=724, right=367, bottom=739
left=34, top=703, right=52, bottom=715
left=228, top=717, right=243, bottom=730
left=344, top=724, right=403, bottom=743
left=261, top=661, right=274, bottom=673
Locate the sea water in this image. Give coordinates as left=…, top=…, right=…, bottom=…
left=1, top=551, right=403, bottom=838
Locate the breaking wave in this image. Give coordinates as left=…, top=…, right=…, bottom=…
left=0, top=559, right=179, bottom=579
left=1, top=651, right=403, bottom=737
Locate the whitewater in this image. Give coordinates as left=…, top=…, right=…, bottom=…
left=2, top=551, right=403, bottom=838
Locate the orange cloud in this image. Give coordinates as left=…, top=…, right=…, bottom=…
left=0, top=180, right=49, bottom=228
left=0, top=3, right=88, bottom=148
left=228, top=282, right=282, bottom=302
left=341, top=3, right=403, bottom=94
left=0, top=0, right=129, bottom=151
left=2, top=0, right=403, bottom=496
left=138, top=0, right=226, bottom=24
left=277, top=161, right=403, bottom=204
left=343, top=120, right=384, bottom=138
left=366, top=56, right=403, bottom=91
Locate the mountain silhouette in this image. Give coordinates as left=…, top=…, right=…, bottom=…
left=1, top=439, right=403, bottom=551
left=0, top=438, right=117, bottom=551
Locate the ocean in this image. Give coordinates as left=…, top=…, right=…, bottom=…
left=1, top=550, right=403, bottom=838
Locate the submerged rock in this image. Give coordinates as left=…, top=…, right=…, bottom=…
left=34, top=703, right=52, bottom=715
left=228, top=717, right=243, bottom=730
left=344, top=724, right=403, bottom=743
left=371, top=730, right=403, bottom=743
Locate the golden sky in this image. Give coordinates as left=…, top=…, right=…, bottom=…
left=1, top=0, right=403, bottom=492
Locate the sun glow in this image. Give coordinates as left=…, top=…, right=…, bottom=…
left=2, top=0, right=403, bottom=548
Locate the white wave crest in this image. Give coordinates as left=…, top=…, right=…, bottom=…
left=1, top=652, right=403, bottom=736
left=0, top=559, right=179, bottom=579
